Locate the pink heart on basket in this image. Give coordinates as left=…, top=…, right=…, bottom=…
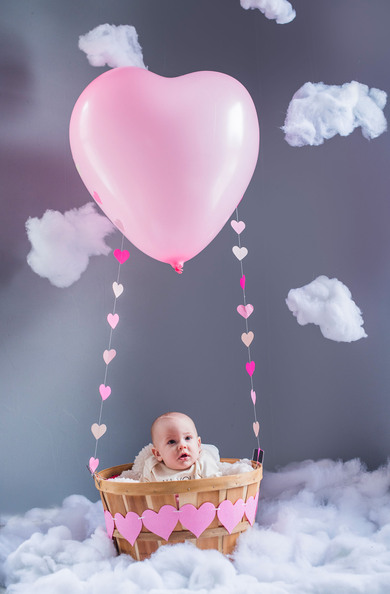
left=114, top=249, right=130, bottom=264
left=142, top=505, right=179, bottom=541
left=179, top=502, right=216, bottom=538
left=103, top=349, right=116, bottom=365
left=217, top=499, right=245, bottom=534
left=241, top=331, right=254, bottom=347
left=245, top=492, right=259, bottom=526
left=115, top=512, right=142, bottom=546
left=104, top=510, right=115, bottom=539
left=107, top=313, right=119, bottom=329
left=246, top=360, right=255, bottom=376
left=89, top=457, right=99, bottom=473
left=237, top=304, right=254, bottom=319
left=240, top=275, right=246, bottom=290
left=99, top=384, right=111, bottom=400
left=112, top=282, right=124, bottom=298
left=231, top=220, right=246, bottom=234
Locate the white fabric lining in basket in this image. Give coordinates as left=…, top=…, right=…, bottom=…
left=109, top=444, right=253, bottom=482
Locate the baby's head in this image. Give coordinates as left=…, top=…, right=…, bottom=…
left=151, top=412, right=201, bottom=471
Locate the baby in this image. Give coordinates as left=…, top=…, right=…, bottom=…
left=141, top=412, right=221, bottom=482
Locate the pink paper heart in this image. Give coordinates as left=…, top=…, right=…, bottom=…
left=142, top=505, right=179, bottom=541
left=179, top=502, right=216, bottom=538
left=231, top=220, right=246, bottom=234
left=103, top=349, right=116, bottom=365
left=237, top=304, right=254, bottom=319
left=245, top=492, right=259, bottom=526
left=114, top=249, right=130, bottom=264
left=99, top=384, right=111, bottom=400
left=93, top=191, right=102, bottom=204
left=104, top=510, right=115, bottom=539
left=112, top=282, right=124, bottom=298
left=107, top=313, right=119, bottom=329
left=232, top=245, right=248, bottom=261
left=89, top=457, right=99, bottom=473
left=240, top=275, right=246, bottom=290
left=241, top=331, right=254, bottom=347
left=253, top=421, right=260, bottom=437
left=217, top=499, right=245, bottom=534
left=246, top=360, right=255, bottom=377
left=251, top=389, right=256, bottom=405
left=91, top=423, right=107, bottom=439
left=115, top=512, right=142, bottom=546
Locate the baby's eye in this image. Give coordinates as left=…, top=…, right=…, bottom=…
left=167, top=439, right=176, bottom=445
left=185, top=436, right=192, bottom=441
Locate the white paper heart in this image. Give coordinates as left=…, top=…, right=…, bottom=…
left=91, top=423, right=107, bottom=439
left=253, top=421, right=260, bottom=437
left=112, top=282, right=124, bottom=298
left=232, top=246, right=248, bottom=261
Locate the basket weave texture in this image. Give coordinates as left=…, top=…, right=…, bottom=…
left=95, top=458, right=262, bottom=560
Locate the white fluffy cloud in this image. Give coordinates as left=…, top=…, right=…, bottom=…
left=283, top=81, right=387, bottom=146
left=26, top=203, right=116, bottom=288
left=2, top=459, right=390, bottom=592
left=286, top=275, right=367, bottom=342
left=79, top=24, right=146, bottom=69
left=240, top=0, right=296, bottom=24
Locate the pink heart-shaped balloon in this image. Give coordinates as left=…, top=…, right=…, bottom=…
left=246, top=361, right=255, bottom=377
left=107, top=313, right=119, bottom=329
left=99, top=384, right=111, bottom=400
left=217, top=499, right=245, bottom=534
left=89, top=457, right=99, bottom=473
left=103, top=349, right=116, bottom=365
left=115, top=512, right=142, bottom=546
left=70, top=67, right=259, bottom=271
left=142, top=505, right=179, bottom=541
left=104, top=510, right=115, bottom=539
left=245, top=492, right=259, bottom=526
left=237, top=304, right=254, bottom=319
left=179, top=502, right=216, bottom=538
left=113, top=249, right=130, bottom=264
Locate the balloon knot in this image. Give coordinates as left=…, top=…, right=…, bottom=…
left=172, top=262, right=184, bottom=274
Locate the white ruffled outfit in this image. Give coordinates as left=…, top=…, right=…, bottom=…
left=141, top=447, right=221, bottom=482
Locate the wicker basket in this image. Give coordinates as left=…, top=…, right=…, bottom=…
left=94, top=458, right=262, bottom=560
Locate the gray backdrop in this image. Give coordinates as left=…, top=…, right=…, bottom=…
left=1, top=0, right=390, bottom=514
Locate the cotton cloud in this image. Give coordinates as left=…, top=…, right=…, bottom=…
left=286, top=275, right=367, bottom=342
left=283, top=81, right=387, bottom=146
left=2, top=459, right=390, bottom=592
left=240, top=0, right=296, bottom=24
left=79, top=24, right=146, bottom=69
left=26, top=203, right=116, bottom=288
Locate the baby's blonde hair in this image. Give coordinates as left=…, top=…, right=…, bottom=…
left=151, top=412, right=196, bottom=444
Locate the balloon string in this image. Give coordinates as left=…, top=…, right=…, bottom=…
left=235, top=208, right=261, bottom=451
left=93, top=234, right=125, bottom=462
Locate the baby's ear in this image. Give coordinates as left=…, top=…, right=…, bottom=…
left=152, top=447, right=163, bottom=461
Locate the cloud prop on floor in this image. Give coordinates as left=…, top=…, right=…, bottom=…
left=283, top=81, right=387, bottom=146
left=2, top=459, right=390, bottom=593
left=79, top=23, right=146, bottom=69
left=240, top=0, right=296, bottom=24
left=26, top=203, right=116, bottom=288
left=286, top=275, right=367, bottom=342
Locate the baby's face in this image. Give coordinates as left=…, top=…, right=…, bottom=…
left=152, top=416, right=201, bottom=471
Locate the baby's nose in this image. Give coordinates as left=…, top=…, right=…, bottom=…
left=178, top=441, right=187, bottom=449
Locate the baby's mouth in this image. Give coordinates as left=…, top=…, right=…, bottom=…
left=179, top=453, right=189, bottom=460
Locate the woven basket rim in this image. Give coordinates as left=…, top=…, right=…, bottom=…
left=94, top=457, right=262, bottom=495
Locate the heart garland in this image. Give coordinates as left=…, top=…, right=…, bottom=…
left=88, top=237, right=129, bottom=475
left=105, top=495, right=259, bottom=543
left=231, top=213, right=261, bottom=449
